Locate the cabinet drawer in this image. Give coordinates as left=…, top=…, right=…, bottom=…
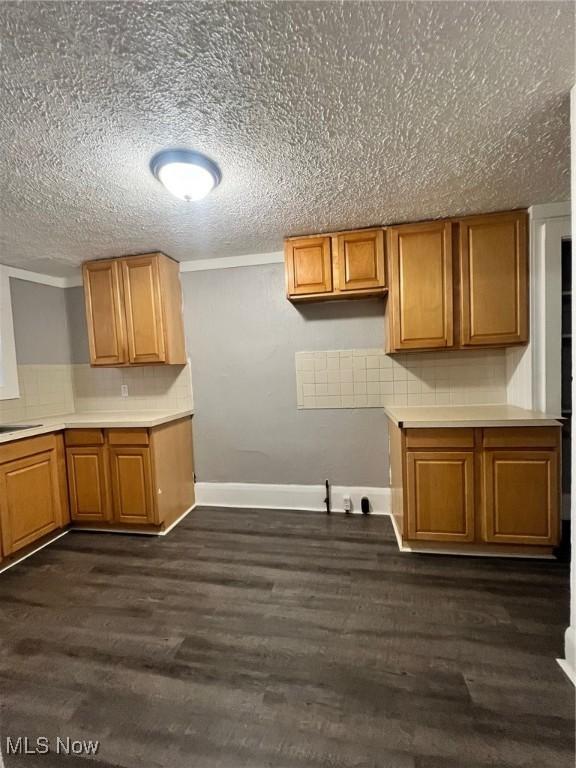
left=405, top=428, right=474, bottom=449
left=482, top=427, right=559, bottom=449
left=65, top=429, right=104, bottom=446
left=106, top=429, right=149, bottom=446
left=0, top=433, right=58, bottom=463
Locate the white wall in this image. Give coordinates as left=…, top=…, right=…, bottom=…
left=506, top=203, right=571, bottom=413
left=565, top=84, right=576, bottom=682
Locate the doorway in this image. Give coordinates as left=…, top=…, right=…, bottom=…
left=561, top=237, right=572, bottom=557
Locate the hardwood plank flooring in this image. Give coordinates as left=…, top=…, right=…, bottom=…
left=0, top=507, right=573, bottom=767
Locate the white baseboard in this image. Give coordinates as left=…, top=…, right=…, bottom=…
left=557, top=659, right=576, bottom=687
left=160, top=504, right=196, bottom=535
left=71, top=504, right=197, bottom=537
left=194, top=482, right=390, bottom=515
left=0, top=530, right=69, bottom=575
left=559, top=627, right=576, bottom=687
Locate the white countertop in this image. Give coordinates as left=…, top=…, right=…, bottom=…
left=0, top=409, right=194, bottom=444
left=384, top=405, right=562, bottom=429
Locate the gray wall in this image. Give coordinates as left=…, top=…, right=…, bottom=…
left=10, top=278, right=72, bottom=364
left=58, top=265, right=390, bottom=486
left=182, top=264, right=389, bottom=486
left=65, top=286, right=90, bottom=364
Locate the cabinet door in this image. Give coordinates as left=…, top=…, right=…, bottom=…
left=109, top=446, right=156, bottom=525
left=83, top=260, right=127, bottom=366
left=285, top=237, right=332, bottom=297
left=388, top=222, right=453, bottom=351
left=336, top=229, right=385, bottom=292
left=67, top=446, right=111, bottom=523
left=0, top=450, right=64, bottom=555
left=406, top=451, right=475, bottom=542
left=482, top=450, right=559, bottom=545
left=459, top=211, right=528, bottom=346
left=121, top=255, right=166, bottom=364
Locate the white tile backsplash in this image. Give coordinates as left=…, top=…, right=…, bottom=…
left=71, top=363, right=194, bottom=412
left=296, top=349, right=507, bottom=409
left=0, top=362, right=194, bottom=424
left=0, top=365, right=75, bottom=422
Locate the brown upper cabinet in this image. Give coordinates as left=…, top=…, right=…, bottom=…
left=83, top=252, right=187, bottom=366
left=285, top=236, right=333, bottom=297
left=387, top=221, right=453, bottom=351
left=459, top=212, right=528, bottom=347
left=285, top=229, right=386, bottom=301
left=284, top=211, right=528, bottom=351
left=385, top=210, right=528, bottom=353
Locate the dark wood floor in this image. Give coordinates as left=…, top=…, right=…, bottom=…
left=0, top=507, right=573, bottom=768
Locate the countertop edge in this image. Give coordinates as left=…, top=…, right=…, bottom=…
left=394, top=418, right=562, bottom=429
left=0, top=410, right=194, bottom=445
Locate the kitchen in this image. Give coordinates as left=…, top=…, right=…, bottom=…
left=0, top=2, right=574, bottom=767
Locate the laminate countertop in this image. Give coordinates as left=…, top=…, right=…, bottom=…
left=0, top=409, right=194, bottom=445
left=384, top=405, right=562, bottom=429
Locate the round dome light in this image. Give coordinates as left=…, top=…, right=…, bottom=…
left=150, top=149, right=221, bottom=201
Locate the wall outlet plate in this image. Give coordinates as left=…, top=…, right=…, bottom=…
left=121, top=384, right=129, bottom=398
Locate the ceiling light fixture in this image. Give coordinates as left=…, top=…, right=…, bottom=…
left=150, top=149, right=221, bottom=202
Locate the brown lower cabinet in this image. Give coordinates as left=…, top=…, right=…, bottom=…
left=66, top=417, right=195, bottom=531
left=0, top=418, right=194, bottom=565
left=390, top=423, right=560, bottom=555
left=0, top=433, right=69, bottom=557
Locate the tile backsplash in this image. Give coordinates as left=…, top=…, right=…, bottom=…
left=0, top=362, right=193, bottom=423
left=72, top=363, right=194, bottom=412
left=0, top=365, right=75, bottom=422
left=296, top=349, right=507, bottom=409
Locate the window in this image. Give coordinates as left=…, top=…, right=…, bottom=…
left=0, top=266, right=19, bottom=400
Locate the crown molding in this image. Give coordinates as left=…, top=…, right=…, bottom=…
left=6, top=266, right=83, bottom=289
left=528, top=202, right=571, bottom=221
left=2, top=251, right=285, bottom=288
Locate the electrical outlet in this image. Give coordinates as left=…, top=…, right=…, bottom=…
left=121, top=384, right=129, bottom=398
left=343, top=494, right=352, bottom=513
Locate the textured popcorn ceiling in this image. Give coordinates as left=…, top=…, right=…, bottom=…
left=0, top=1, right=573, bottom=277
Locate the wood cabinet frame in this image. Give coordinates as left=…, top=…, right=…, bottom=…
left=67, top=445, right=112, bottom=523
left=65, top=418, right=195, bottom=533
left=284, top=210, right=529, bottom=353
left=121, top=255, right=167, bottom=364
left=387, top=221, right=454, bottom=352
left=83, top=260, right=128, bottom=365
left=0, top=434, right=67, bottom=557
left=482, top=449, right=559, bottom=545
left=388, top=422, right=560, bottom=555
left=335, top=229, right=386, bottom=293
left=459, top=211, right=528, bottom=347
left=83, top=252, right=186, bottom=367
left=285, top=237, right=332, bottom=297
left=285, top=229, right=386, bottom=301
left=406, top=450, right=475, bottom=542
left=109, top=445, right=156, bottom=526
